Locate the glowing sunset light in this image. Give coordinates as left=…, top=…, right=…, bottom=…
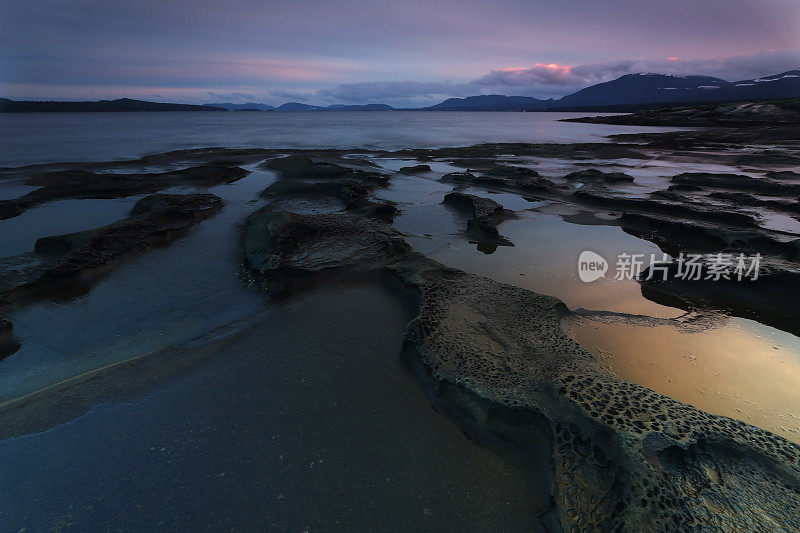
left=1, top=0, right=798, bottom=106
left=499, top=63, right=572, bottom=74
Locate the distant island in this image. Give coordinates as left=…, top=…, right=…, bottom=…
left=0, top=98, right=226, bottom=113
left=208, top=102, right=394, bottom=111
left=2, top=68, right=798, bottom=113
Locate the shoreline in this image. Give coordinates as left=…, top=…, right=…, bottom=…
left=1, top=109, right=799, bottom=528
left=237, top=149, right=800, bottom=529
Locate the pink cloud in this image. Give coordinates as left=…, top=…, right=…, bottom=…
left=475, top=63, right=585, bottom=87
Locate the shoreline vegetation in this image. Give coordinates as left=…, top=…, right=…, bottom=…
left=1, top=100, right=800, bottom=529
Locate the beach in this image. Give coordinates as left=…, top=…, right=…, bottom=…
left=1, top=109, right=799, bottom=529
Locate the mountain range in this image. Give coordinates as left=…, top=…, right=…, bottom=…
left=207, top=102, right=394, bottom=111
left=2, top=69, right=798, bottom=112
left=0, top=98, right=224, bottom=113
left=423, top=69, right=799, bottom=111
left=554, top=70, right=800, bottom=108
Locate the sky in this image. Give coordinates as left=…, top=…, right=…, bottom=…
left=1, top=0, right=799, bottom=107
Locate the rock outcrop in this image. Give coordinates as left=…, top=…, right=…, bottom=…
left=0, top=164, right=246, bottom=219
left=442, top=191, right=515, bottom=251
left=440, top=166, right=558, bottom=196
left=2, top=193, right=222, bottom=304
left=241, top=162, right=800, bottom=531
left=0, top=317, right=19, bottom=359
left=564, top=168, right=635, bottom=183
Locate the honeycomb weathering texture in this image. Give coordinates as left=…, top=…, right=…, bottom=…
left=243, top=153, right=800, bottom=531
left=391, top=258, right=800, bottom=531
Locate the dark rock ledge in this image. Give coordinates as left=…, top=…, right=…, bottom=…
left=442, top=191, right=515, bottom=252
left=241, top=165, right=800, bottom=532
left=0, top=317, right=19, bottom=360
left=0, top=193, right=223, bottom=357
left=0, top=164, right=246, bottom=220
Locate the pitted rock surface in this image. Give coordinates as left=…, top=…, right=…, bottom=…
left=390, top=257, right=800, bottom=531
left=240, top=149, right=800, bottom=531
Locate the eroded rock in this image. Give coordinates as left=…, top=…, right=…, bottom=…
left=242, top=207, right=409, bottom=297
left=564, top=168, right=635, bottom=183
left=390, top=256, right=800, bottom=532
left=261, top=179, right=397, bottom=220
left=619, top=212, right=800, bottom=259
left=0, top=164, right=246, bottom=219
left=767, top=170, right=800, bottom=181
left=240, top=173, right=800, bottom=530
left=398, top=164, right=432, bottom=174
left=0, top=317, right=20, bottom=359
left=440, top=168, right=558, bottom=197
left=2, top=193, right=222, bottom=304
left=639, top=260, right=800, bottom=336
left=671, top=172, right=799, bottom=196
left=261, top=154, right=387, bottom=184
left=574, top=185, right=760, bottom=227
left=442, top=192, right=515, bottom=250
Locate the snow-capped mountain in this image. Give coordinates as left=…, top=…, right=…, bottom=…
left=555, top=70, right=799, bottom=108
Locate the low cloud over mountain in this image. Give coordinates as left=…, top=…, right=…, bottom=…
left=318, top=50, right=799, bottom=108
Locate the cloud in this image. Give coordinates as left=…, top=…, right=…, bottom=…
left=312, top=49, right=800, bottom=106
left=563, top=51, right=800, bottom=84
left=479, top=50, right=800, bottom=91
left=3, top=0, right=799, bottom=106
left=206, top=91, right=258, bottom=102
left=317, top=80, right=482, bottom=107
left=269, top=89, right=316, bottom=102
left=474, top=64, right=584, bottom=87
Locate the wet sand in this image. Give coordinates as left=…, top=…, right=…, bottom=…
left=0, top=282, right=548, bottom=530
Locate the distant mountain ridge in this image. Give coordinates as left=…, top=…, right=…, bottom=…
left=325, top=103, right=393, bottom=111
left=0, top=98, right=225, bottom=112
left=207, top=102, right=276, bottom=111
left=3, top=68, right=798, bottom=112
left=425, top=94, right=552, bottom=111
left=209, top=102, right=395, bottom=111
left=205, top=67, right=800, bottom=111
left=272, top=102, right=394, bottom=111
left=555, top=69, right=800, bottom=108
left=556, top=73, right=731, bottom=107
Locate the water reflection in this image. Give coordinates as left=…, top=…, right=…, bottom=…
left=564, top=314, right=800, bottom=443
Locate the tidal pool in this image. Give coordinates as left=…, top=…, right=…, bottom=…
left=372, top=157, right=800, bottom=443
left=564, top=315, right=800, bottom=443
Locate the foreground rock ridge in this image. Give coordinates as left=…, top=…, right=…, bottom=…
left=0, top=149, right=281, bottom=358
left=0, top=191, right=225, bottom=359
left=242, top=154, right=800, bottom=531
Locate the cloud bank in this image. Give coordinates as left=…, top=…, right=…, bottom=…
left=1, top=0, right=798, bottom=106
left=315, top=50, right=800, bottom=107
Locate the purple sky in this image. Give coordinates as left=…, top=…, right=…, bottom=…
left=2, top=0, right=799, bottom=106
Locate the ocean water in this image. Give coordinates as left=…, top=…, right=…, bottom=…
left=0, top=111, right=686, bottom=166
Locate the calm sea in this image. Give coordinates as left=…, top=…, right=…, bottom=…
left=0, top=111, right=682, bottom=166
